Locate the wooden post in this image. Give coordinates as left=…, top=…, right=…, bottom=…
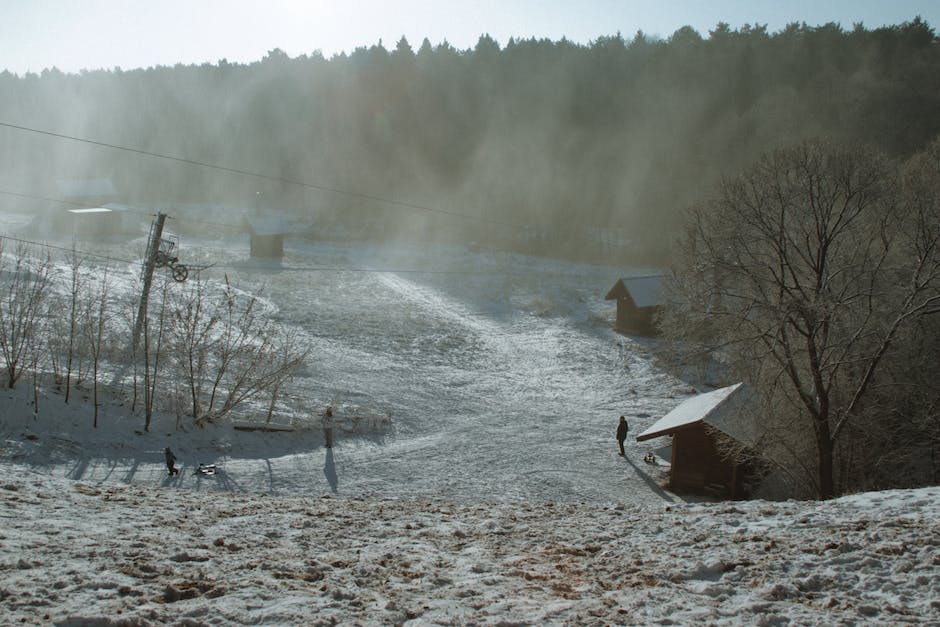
left=131, top=212, right=167, bottom=355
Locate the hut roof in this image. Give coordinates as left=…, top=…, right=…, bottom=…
left=604, top=275, right=664, bottom=307
left=244, top=215, right=293, bottom=236
left=66, top=202, right=133, bottom=215
left=636, top=382, right=755, bottom=443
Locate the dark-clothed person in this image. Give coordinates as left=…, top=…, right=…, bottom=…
left=616, top=416, right=628, bottom=456
left=165, top=447, right=179, bottom=476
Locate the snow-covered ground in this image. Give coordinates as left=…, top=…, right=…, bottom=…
left=2, top=234, right=690, bottom=504
left=1, top=232, right=939, bottom=623
left=2, top=465, right=938, bottom=624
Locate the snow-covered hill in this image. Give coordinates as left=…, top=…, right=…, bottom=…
left=1, top=236, right=691, bottom=504
left=2, top=236, right=938, bottom=624
left=2, top=465, right=938, bottom=624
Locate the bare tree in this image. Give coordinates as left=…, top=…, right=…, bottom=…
left=82, top=263, right=112, bottom=428
left=62, top=248, right=87, bottom=402
left=170, top=276, right=308, bottom=425
left=660, top=138, right=940, bottom=499
left=0, top=241, right=52, bottom=389
left=170, top=277, right=217, bottom=421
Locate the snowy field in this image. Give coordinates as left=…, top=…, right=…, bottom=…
left=2, top=234, right=690, bottom=504
left=2, top=233, right=939, bottom=623
left=2, top=467, right=938, bottom=624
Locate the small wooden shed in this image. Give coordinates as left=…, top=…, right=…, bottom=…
left=47, top=178, right=140, bottom=237
left=244, top=215, right=292, bottom=259
left=64, top=203, right=140, bottom=237
left=636, top=383, right=759, bottom=499
left=605, top=275, right=663, bottom=335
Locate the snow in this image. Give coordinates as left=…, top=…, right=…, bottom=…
left=2, top=459, right=938, bottom=624
left=619, top=275, right=664, bottom=308
left=1, top=234, right=939, bottom=623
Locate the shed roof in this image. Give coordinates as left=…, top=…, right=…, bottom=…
left=244, top=215, right=294, bottom=236
left=66, top=203, right=134, bottom=215
left=636, top=383, right=748, bottom=442
left=605, top=275, right=664, bottom=308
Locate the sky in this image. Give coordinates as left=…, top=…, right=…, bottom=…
left=1, top=0, right=938, bottom=75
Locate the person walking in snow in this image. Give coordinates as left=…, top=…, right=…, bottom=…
left=165, top=447, right=179, bottom=476
left=616, top=416, right=628, bottom=456
left=323, top=406, right=334, bottom=449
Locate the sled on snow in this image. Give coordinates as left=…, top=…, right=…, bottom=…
left=195, top=463, right=217, bottom=476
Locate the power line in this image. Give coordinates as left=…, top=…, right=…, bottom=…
left=198, top=263, right=528, bottom=276
left=0, top=233, right=137, bottom=265
left=0, top=185, right=511, bottom=261
left=0, top=187, right=249, bottom=235
left=0, top=188, right=92, bottom=209
left=174, top=215, right=242, bottom=230
left=0, top=231, right=554, bottom=278
left=0, top=120, right=519, bottom=228
left=0, top=188, right=169, bottom=221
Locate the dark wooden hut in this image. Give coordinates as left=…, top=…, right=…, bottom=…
left=605, top=275, right=664, bottom=335
left=244, top=215, right=292, bottom=259
left=64, top=203, right=140, bottom=237
left=636, top=383, right=759, bottom=499
left=44, top=179, right=140, bottom=237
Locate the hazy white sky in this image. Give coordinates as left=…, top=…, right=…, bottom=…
left=2, top=0, right=938, bottom=74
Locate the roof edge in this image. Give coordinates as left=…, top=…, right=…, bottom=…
left=635, top=382, right=744, bottom=442
left=636, top=419, right=703, bottom=442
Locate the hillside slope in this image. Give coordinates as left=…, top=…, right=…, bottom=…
left=1, top=465, right=938, bottom=624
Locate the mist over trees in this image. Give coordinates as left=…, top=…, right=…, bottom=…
left=1, top=19, right=938, bottom=262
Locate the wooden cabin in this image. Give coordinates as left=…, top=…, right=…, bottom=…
left=605, top=275, right=663, bottom=335
left=636, top=383, right=759, bottom=499
left=64, top=203, right=140, bottom=237
left=244, top=215, right=292, bottom=259
left=43, top=179, right=141, bottom=238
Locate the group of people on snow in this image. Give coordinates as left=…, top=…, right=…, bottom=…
left=164, top=412, right=648, bottom=479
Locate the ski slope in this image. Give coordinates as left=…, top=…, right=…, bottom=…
left=2, top=236, right=690, bottom=504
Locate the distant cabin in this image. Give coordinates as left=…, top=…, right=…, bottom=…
left=47, top=179, right=140, bottom=237
left=244, top=215, right=292, bottom=259
left=636, top=383, right=759, bottom=499
left=64, top=203, right=140, bottom=237
left=605, top=275, right=664, bottom=335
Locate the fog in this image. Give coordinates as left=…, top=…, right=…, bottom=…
left=1, top=20, right=938, bottom=263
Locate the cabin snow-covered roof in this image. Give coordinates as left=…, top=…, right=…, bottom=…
left=66, top=202, right=134, bottom=215
left=605, top=275, right=664, bottom=308
left=56, top=178, right=116, bottom=199
left=636, top=383, right=750, bottom=442
left=244, top=215, right=294, bottom=236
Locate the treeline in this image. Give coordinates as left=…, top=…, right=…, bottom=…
left=1, top=18, right=938, bottom=262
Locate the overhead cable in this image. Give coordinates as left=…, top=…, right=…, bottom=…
left=0, top=120, right=519, bottom=228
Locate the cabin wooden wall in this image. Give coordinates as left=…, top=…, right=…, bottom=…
left=250, top=234, right=284, bottom=258
left=670, top=423, right=744, bottom=498
left=615, top=300, right=657, bottom=335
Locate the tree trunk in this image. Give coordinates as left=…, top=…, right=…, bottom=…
left=816, top=419, right=835, bottom=500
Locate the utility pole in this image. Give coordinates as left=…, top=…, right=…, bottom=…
left=132, top=212, right=167, bottom=354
